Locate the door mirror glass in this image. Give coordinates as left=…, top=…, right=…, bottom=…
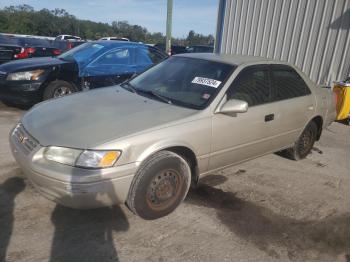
left=219, top=99, right=248, bottom=114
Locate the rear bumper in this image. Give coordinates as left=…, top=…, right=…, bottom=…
left=9, top=127, right=137, bottom=209
left=0, top=81, right=43, bottom=105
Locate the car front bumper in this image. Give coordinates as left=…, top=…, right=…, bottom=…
left=0, top=80, right=43, bottom=105
left=9, top=125, right=137, bottom=209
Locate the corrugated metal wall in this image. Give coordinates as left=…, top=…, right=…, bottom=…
left=219, top=0, right=350, bottom=85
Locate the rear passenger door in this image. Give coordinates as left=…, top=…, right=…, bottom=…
left=269, top=64, right=314, bottom=150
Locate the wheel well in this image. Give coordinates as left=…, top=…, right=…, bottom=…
left=311, top=116, right=323, bottom=141
left=166, top=146, right=199, bottom=187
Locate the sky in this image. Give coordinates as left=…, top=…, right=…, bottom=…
left=0, top=0, right=219, bottom=38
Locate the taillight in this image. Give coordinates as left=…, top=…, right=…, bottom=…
left=14, top=48, right=29, bottom=59
left=26, top=47, right=36, bottom=54
left=67, top=42, right=73, bottom=49
left=52, top=49, right=61, bottom=55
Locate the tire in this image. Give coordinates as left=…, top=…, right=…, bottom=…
left=127, top=150, right=191, bottom=220
left=283, top=121, right=318, bottom=160
left=43, top=80, right=77, bottom=100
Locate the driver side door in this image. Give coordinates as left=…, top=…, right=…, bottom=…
left=209, top=65, right=278, bottom=170
left=83, top=47, right=136, bottom=89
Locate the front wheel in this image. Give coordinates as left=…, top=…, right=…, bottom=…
left=283, top=121, right=318, bottom=160
left=127, top=151, right=191, bottom=220
left=43, top=80, right=77, bottom=100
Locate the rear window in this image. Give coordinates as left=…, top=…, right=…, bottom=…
left=16, top=38, right=51, bottom=47
left=65, top=36, right=80, bottom=40
left=0, top=35, right=19, bottom=45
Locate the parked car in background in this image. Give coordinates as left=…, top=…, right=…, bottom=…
left=99, top=37, right=130, bottom=41
left=1, top=34, right=83, bottom=65
left=186, top=45, right=214, bottom=53
left=51, top=39, right=86, bottom=52
left=0, top=41, right=167, bottom=105
left=154, top=43, right=187, bottom=55
left=55, top=35, right=81, bottom=41
left=10, top=54, right=336, bottom=220
left=0, top=35, right=24, bottom=64
left=15, top=37, right=62, bottom=58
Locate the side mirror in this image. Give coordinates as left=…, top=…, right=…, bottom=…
left=219, top=99, right=248, bottom=114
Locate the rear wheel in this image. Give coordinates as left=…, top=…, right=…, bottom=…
left=283, top=121, right=318, bottom=160
left=43, top=80, right=77, bottom=100
left=127, top=151, right=191, bottom=220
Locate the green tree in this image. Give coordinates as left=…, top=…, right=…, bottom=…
left=0, top=5, right=214, bottom=45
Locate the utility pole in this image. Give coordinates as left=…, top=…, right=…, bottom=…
left=166, top=0, right=173, bottom=56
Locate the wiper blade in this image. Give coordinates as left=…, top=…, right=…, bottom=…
left=121, top=82, right=138, bottom=94
left=137, top=89, right=172, bottom=104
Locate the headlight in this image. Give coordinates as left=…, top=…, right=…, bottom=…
left=44, top=146, right=82, bottom=166
left=6, top=69, right=45, bottom=81
left=44, top=146, right=121, bottom=169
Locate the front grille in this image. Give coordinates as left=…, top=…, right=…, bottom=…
left=12, top=123, right=39, bottom=155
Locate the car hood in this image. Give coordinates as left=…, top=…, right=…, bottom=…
left=0, top=57, right=70, bottom=72
left=22, top=86, right=197, bottom=148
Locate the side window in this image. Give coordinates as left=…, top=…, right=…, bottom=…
left=148, top=48, right=166, bottom=64
left=93, top=48, right=131, bottom=66
left=226, top=66, right=271, bottom=106
left=271, top=65, right=311, bottom=101
left=136, top=48, right=165, bottom=65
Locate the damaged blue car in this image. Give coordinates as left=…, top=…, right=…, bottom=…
left=0, top=41, right=167, bottom=105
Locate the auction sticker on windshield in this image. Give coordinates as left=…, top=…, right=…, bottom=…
left=191, top=77, right=222, bottom=88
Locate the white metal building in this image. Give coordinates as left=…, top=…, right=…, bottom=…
left=215, top=0, right=350, bottom=86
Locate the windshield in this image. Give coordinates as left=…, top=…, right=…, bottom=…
left=129, top=56, right=234, bottom=109
left=58, top=42, right=105, bottom=64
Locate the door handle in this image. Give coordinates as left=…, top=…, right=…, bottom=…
left=307, top=105, right=314, bottom=110
left=265, top=114, right=274, bottom=122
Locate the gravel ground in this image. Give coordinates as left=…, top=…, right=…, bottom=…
left=0, top=101, right=349, bottom=262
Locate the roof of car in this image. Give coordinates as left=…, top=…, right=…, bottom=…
left=175, top=53, right=284, bottom=66
left=92, top=40, right=147, bottom=47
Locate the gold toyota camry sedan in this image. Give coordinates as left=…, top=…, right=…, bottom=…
left=10, top=53, right=336, bottom=219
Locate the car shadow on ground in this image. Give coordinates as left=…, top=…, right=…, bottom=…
left=336, top=119, right=350, bottom=126
left=50, top=204, right=129, bottom=262
left=0, top=174, right=25, bottom=262
left=0, top=100, right=32, bottom=111
left=186, top=174, right=350, bottom=260
left=49, top=166, right=130, bottom=262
